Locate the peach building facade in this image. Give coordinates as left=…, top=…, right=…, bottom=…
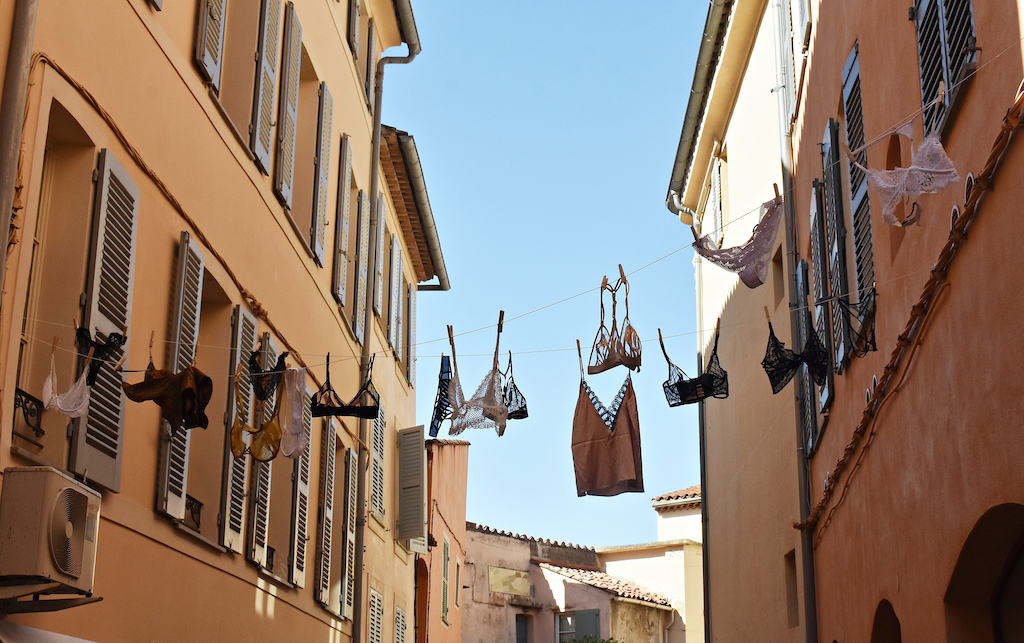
left=0, top=0, right=449, bottom=641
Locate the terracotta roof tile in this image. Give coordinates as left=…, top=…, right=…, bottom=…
left=652, top=485, right=701, bottom=503
left=538, top=563, right=671, bottom=607
left=466, top=523, right=595, bottom=552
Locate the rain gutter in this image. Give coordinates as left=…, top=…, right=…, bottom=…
left=395, top=132, right=449, bottom=291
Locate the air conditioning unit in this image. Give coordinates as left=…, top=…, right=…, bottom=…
left=0, top=466, right=101, bottom=595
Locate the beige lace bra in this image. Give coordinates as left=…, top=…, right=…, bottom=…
left=588, top=266, right=641, bottom=374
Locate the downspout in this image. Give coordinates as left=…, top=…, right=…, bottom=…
left=697, top=395, right=711, bottom=643
left=771, top=2, right=818, bottom=642
left=353, top=4, right=421, bottom=643
left=0, top=0, right=39, bottom=288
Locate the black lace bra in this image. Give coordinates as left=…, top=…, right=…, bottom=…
left=659, top=324, right=728, bottom=407
left=311, top=353, right=380, bottom=419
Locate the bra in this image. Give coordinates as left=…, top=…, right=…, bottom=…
left=761, top=309, right=829, bottom=395
left=502, top=351, right=528, bottom=421
left=249, top=349, right=289, bottom=401
left=447, top=312, right=509, bottom=437
left=122, top=361, right=213, bottom=431
left=588, top=266, right=641, bottom=375
left=428, top=355, right=453, bottom=437
left=311, top=353, right=380, bottom=419
left=230, top=370, right=284, bottom=461
left=658, top=324, right=728, bottom=407
left=76, top=327, right=127, bottom=386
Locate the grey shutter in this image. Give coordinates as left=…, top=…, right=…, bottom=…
left=397, top=426, right=425, bottom=541
left=373, top=195, right=386, bottom=316
left=341, top=448, right=358, bottom=619
left=248, top=335, right=279, bottom=567
left=943, top=0, right=976, bottom=96
left=775, top=0, right=797, bottom=126
left=250, top=0, right=282, bottom=173
left=369, top=589, right=384, bottom=643
left=441, top=537, right=449, bottom=620
left=290, top=385, right=313, bottom=587
left=159, top=232, right=206, bottom=520
left=842, top=44, right=874, bottom=305
left=274, top=2, right=302, bottom=209
left=195, top=0, right=227, bottom=90
left=575, top=609, right=601, bottom=639
left=387, top=234, right=399, bottom=346
left=821, top=119, right=850, bottom=372
left=395, top=607, right=406, bottom=643
left=346, top=0, right=360, bottom=55
left=407, top=284, right=416, bottom=387
left=311, top=83, right=333, bottom=266
left=795, top=261, right=819, bottom=451
left=395, top=255, right=403, bottom=363
left=916, top=0, right=947, bottom=134
left=370, top=406, right=385, bottom=518
left=810, top=181, right=834, bottom=411
left=332, top=134, right=353, bottom=303
left=353, top=190, right=370, bottom=343
left=793, top=0, right=811, bottom=52
left=71, top=149, right=139, bottom=493
left=221, top=306, right=258, bottom=553
left=315, top=419, right=337, bottom=606
left=364, top=19, right=376, bottom=110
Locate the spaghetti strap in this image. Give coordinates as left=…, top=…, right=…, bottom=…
left=576, top=340, right=584, bottom=378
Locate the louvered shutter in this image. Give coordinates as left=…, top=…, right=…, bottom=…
left=810, top=181, right=834, bottom=411
left=347, top=0, right=360, bottom=55
left=159, top=232, right=205, bottom=520
left=776, top=0, right=797, bottom=126
left=315, top=419, right=337, bottom=605
left=373, top=196, right=386, bottom=316
left=843, top=44, right=874, bottom=305
left=310, top=83, right=333, bottom=266
left=290, top=385, right=313, bottom=587
left=71, top=149, right=139, bottom=493
left=795, top=261, right=819, bottom=451
left=387, top=234, right=399, bottom=346
left=369, top=589, right=383, bottom=643
left=793, top=0, right=811, bottom=53
left=710, top=158, right=723, bottom=246
left=943, top=0, right=976, bottom=95
left=248, top=335, right=279, bottom=567
left=195, top=0, right=227, bottom=90
left=441, top=537, right=449, bottom=620
left=341, top=448, right=358, bottom=619
left=364, top=19, right=376, bottom=110
left=821, top=119, right=850, bottom=372
left=395, top=607, right=406, bottom=643
left=397, top=426, right=425, bottom=541
left=332, top=134, right=353, bottom=303
left=370, top=406, right=385, bottom=519
left=353, top=190, right=370, bottom=343
left=407, top=284, right=416, bottom=387
left=916, top=0, right=947, bottom=134
left=222, top=306, right=258, bottom=553
left=395, top=262, right=403, bottom=363
left=250, top=0, right=282, bottom=173
left=274, top=3, right=302, bottom=209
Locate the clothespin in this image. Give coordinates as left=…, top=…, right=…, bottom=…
left=50, top=336, right=58, bottom=357
left=618, top=264, right=626, bottom=283
left=937, top=80, right=946, bottom=108
left=773, top=183, right=782, bottom=205
left=148, top=331, right=155, bottom=363
left=601, top=275, right=609, bottom=290
left=113, top=351, right=127, bottom=372
left=715, top=318, right=721, bottom=335
left=497, top=310, right=505, bottom=334
left=83, top=347, right=95, bottom=369
left=764, top=306, right=772, bottom=324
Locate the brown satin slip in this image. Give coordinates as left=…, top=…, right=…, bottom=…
left=571, top=341, right=644, bottom=497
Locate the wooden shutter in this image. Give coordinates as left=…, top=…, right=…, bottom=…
left=575, top=609, right=601, bottom=639
left=195, top=0, right=227, bottom=90
left=373, top=196, right=386, bottom=316
left=821, top=119, right=850, bottom=372
left=843, top=44, right=874, bottom=304
left=795, top=261, right=819, bottom=451
left=315, top=419, right=337, bottom=605
left=370, top=406, right=385, bottom=519
left=341, top=448, right=358, bottom=619
left=290, top=385, right=313, bottom=587
left=369, top=589, right=384, bottom=643
left=250, top=0, right=282, bottom=173
left=364, top=19, right=376, bottom=110
left=311, top=83, right=333, bottom=266
left=353, top=190, right=370, bottom=343
left=810, top=181, right=834, bottom=411
left=332, top=134, right=353, bottom=303
left=347, top=0, right=360, bottom=55
left=407, top=284, right=416, bottom=386
left=71, top=149, right=139, bottom=493
left=159, top=231, right=205, bottom=520
left=274, top=2, right=302, bottom=209
left=397, top=426, right=425, bottom=541
left=248, top=335, right=279, bottom=567
left=387, top=234, right=399, bottom=346
left=441, top=537, right=449, bottom=620
left=221, top=305, right=258, bottom=553
left=395, top=607, right=406, bottom=643
left=395, top=264, right=403, bottom=363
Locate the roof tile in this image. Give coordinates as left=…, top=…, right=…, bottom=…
left=538, top=563, right=671, bottom=607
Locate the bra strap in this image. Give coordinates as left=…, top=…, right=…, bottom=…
left=658, top=328, right=670, bottom=363
left=493, top=311, right=504, bottom=369
left=576, top=340, right=584, bottom=379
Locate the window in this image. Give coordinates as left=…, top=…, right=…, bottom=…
left=819, top=119, right=851, bottom=374
left=441, top=534, right=450, bottom=623
left=809, top=181, right=835, bottom=413
left=914, top=0, right=976, bottom=134
left=369, top=588, right=384, bottom=643
left=557, top=613, right=575, bottom=643
left=405, top=282, right=416, bottom=386
left=516, top=614, right=530, bottom=643
left=346, top=0, right=360, bottom=55
left=703, top=156, right=726, bottom=248
left=558, top=610, right=600, bottom=642
left=455, top=559, right=461, bottom=606
left=370, top=405, right=386, bottom=520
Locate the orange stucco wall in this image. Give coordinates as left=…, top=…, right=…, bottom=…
left=423, top=440, right=469, bottom=643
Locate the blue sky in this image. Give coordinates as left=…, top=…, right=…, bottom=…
left=382, top=1, right=708, bottom=547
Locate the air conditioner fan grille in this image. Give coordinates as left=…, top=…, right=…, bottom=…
left=50, top=487, right=87, bottom=578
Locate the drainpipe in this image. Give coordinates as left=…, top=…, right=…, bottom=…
left=771, top=2, right=818, bottom=642
left=352, top=4, right=421, bottom=643
left=0, top=0, right=39, bottom=288
left=697, top=394, right=711, bottom=643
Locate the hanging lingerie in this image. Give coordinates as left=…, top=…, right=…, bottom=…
left=693, top=196, right=784, bottom=289
left=122, top=361, right=213, bottom=431
left=311, top=353, right=380, bottom=419
left=42, top=349, right=93, bottom=418
left=447, top=312, right=509, bottom=437
left=249, top=349, right=289, bottom=401
left=503, top=351, right=528, bottom=420
left=658, top=324, right=728, bottom=407
left=231, top=369, right=284, bottom=462
left=588, top=265, right=641, bottom=375
left=279, top=367, right=309, bottom=459
left=761, top=313, right=829, bottom=395
left=428, top=355, right=452, bottom=438
left=75, top=327, right=126, bottom=386
left=571, top=340, right=643, bottom=497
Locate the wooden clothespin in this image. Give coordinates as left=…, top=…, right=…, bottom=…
left=773, top=183, right=782, bottom=205
left=618, top=264, right=626, bottom=283
left=497, top=310, right=505, bottom=334
left=148, top=330, right=155, bottom=363
left=51, top=336, right=58, bottom=357
left=715, top=318, right=721, bottom=335
left=764, top=306, right=772, bottom=324
left=83, top=346, right=95, bottom=369
left=601, top=275, right=609, bottom=290
left=937, top=80, right=946, bottom=108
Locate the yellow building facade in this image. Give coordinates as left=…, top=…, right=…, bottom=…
left=0, top=0, right=447, bottom=641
